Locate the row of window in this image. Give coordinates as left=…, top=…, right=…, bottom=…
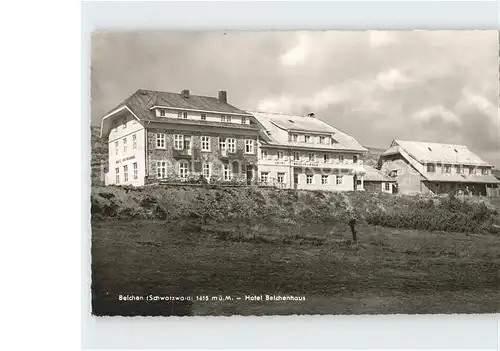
left=426, top=163, right=490, bottom=175
left=156, top=161, right=235, bottom=181
left=260, top=172, right=344, bottom=185
left=289, top=134, right=333, bottom=145
left=156, top=133, right=255, bottom=154
left=114, top=134, right=137, bottom=155
left=262, top=149, right=358, bottom=163
left=112, top=117, right=137, bottom=131
left=158, top=109, right=247, bottom=124
left=115, top=162, right=138, bottom=184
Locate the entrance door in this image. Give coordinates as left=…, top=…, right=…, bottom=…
left=353, top=175, right=358, bottom=191
left=294, top=173, right=299, bottom=189
left=246, top=165, right=253, bottom=185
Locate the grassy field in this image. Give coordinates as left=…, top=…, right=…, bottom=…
left=91, top=218, right=500, bottom=316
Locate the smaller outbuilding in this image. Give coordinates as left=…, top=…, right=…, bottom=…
left=363, top=166, right=397, bottom=194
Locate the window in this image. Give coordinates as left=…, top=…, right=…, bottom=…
left=277, top=151, right=284, bottom=160
left=201, top=136, right=210, bottom=151
left=427, top=163, right=435, bottom=173
left=443, top=164, right=451, bottom=173
left=324, top=137, right=330, bottom=144
left=353, top=155, right=358, bottom=164
left=183, top=136, right=191, bottom=150
left=122, top=117, right=127, bottom=129
left=221, top=115, right=226, bottom=122
left=115, top=167, right=120, bottom=184
left=468, top=167, right=474, bottom=175
left=174, top=134, right=184, bottom=150
left=183, top=112, right=188, bottom=119
left=261, top=149, right=268, bottom=159
left=319, top=136, right=325, bottom=144
left=227, top=138, right=236, bottom=153
left=292, top=134, right=298, bottom=142
left=132, top=134, right=137, bottom=150
left=201, top=113, right=207, bottom=120
left=133, top=162, right=138, bottom=180
left=389, top=170, right=398, bottom=178
left=123, top=138, right=127, bottom=153
left=308, top=153, right=315, bottom=161
left=115, top=141, right=119, bottom=155
left=384, top=182, right=391, bottom=191
left=260, top=172, right=269, bottom=183
left=179, top=161, right=189, bottom=179
left=123, top=165, right=129, bottom=182
left=226, top=115, right=232, bottom=123
left=305, top=135, right=311, bottom=143
left=293, top=152, right=300, bottom=161
left=177, top=111, right=182, bottom=118
left=159, top=109, right=166, bottom=117
left=219, top=138, right=226, bottom=151
left=336, top=175, right=343, bottom=185
left=223, top=163, right=231, bottom=181
left=156, top=133, right=166, bottom=149
left=306, top=174, right=313, bottom=184
left=321, top=175, right=329, bottom=184
left=323, top=154, right=329, bottom=163
left=245, top=140, right=254, bottom=154
left=455, top=165, right=462, bottom=174
left=203, top=164, right=210, bottom=179
left=277, top=173, right=285, bottom=183
left=482, top=168, right=489, bottom=175
left=156, top=161, right=167, bottom=179
left=241, top=116, right=246, bottom=124
left=338, top=155, right=344, bottom=163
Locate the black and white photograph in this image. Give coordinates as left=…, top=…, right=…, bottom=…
left=90, top=30, right=500, bottom=317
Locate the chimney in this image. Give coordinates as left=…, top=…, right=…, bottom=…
left=307, top=112, right=315, bottom=118
left=218, top=90, right=227, bottom=104
left=181, top=89, right=190, bottom=98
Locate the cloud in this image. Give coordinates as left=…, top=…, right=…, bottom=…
left=412, top=105, right=462, bottom=126
left=280, top=33, right=311, bottom=66
left=375, top=68, right=414, bottom=91
left=369, top=31, right=396, bottom=48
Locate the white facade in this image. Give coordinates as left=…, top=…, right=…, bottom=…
left=105, top=110, right=147, bottom=187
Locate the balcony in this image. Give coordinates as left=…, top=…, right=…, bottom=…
left=172, top=148, right=193, bottom=159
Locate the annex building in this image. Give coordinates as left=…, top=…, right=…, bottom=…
left=378, top=140, right=500, bottom=196
left=251, top=111, right=367, bottom=191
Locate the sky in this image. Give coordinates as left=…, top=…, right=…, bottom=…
left=91, top=30, right=499, bottom=167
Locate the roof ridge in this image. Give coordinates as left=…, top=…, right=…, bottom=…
left=396, top=139, right=468, bottom=149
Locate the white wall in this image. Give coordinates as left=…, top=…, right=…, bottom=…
left=106, top=112, right=146, bottom=186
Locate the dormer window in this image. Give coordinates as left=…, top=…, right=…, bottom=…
left=221, top=115, right=226, bottom=122
left=291, top=134, right=298, bottom=142
left=482, top=168, right=489, bottom=175
left=201, top=113, right=207, bottom=120
left=182, top=112, right=188, bottom=119
left=241, top=116, right=246, bottom=124
left=305, top=135, right=311, bottom=143
left=427, top=163, right=435, bottom=173
left=319, top=136, right=325, bottom=144
left=227, top=115, right=232, bottom=123
left=159, top=109, right=166, bottom=117
left=177, top=111, right=182, bottom=118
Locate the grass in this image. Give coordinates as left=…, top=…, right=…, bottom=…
left=91, top=218, right=500, bottom=316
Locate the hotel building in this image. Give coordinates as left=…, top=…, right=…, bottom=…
left=250, top=111, right=367, bottom=191
left=99, top=89, right=260, bottom=186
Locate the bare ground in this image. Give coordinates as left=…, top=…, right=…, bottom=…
left=91, top=219, right=500, bottom=316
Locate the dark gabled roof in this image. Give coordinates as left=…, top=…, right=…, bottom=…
left=105, top=89, right=252, bottom=121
